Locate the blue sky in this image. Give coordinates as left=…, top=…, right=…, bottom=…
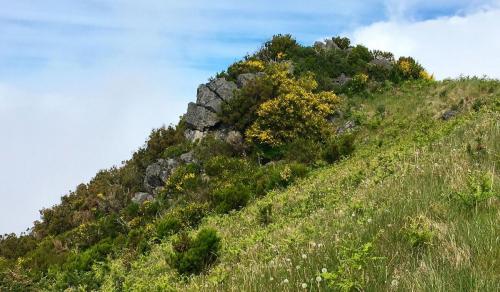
left=1, top=0, right=499, bottom=234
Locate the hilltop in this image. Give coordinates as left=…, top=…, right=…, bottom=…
left=0, top=35, right=498, bottom=291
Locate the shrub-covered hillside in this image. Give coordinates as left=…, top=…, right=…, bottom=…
left=0, top=35, right=498, bottom=291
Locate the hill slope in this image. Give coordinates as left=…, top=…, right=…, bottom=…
left=0, top=35, right=498, bottom=291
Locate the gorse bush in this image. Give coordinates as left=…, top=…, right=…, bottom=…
left=246, top=62, right=340, bottom=146
left=171, top=228, right=220, bottom=275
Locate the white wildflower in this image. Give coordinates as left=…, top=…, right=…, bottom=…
left=283, top=279, right=289, bottom=284
left=302, top=283, right=308, bottom=289
left=296, top=265, right=301, bottom=270
left=316, top=276, right=322, bottom=282
left=391, top=279, right=399, bottom=287
left=367, top=218, right=373, bottom=223
left=301, top=254, right=307, bottom=259
left=321, top=268, right=328, bottom=273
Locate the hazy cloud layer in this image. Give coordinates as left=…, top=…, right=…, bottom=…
left=0, top=0, right=498, bottom=234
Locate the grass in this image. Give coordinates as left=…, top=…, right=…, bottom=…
left=98, top=78, right=499, bottom=291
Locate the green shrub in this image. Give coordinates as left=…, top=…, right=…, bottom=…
left=283, top=138, right=323, bottom=164
left=256, top=34, right=300, bottom=61
left=162, top=141, right=193, bottom=159
left=171, top=228, right=220, bottom=275
left=401, top=216, right=435, bottom=249
left=258, top=203, right=273, bottom=226
left=453, top=171, right=495, bottom=211
left=193, top=136, right=235, bottom=162
left=323, top=133, right=356, bottom=163
left=211, top=184, right=251, bottom=213
left=165, top=163, right=203, bottom=196
left=156, top=216, right=182, bottom=239
left=124, top=202, right=140, bottom=219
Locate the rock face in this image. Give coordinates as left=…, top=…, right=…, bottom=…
left=184, top=103, right=220, bottom=131
left=184, top=78, right=238, bottom=132
left=144, top=158, right=179, bottom=193
left=333, top=73, right=352, bottom=87
left=314, top=40, right=340, bottom=51
left=236, top=72, right=264, bottom=87
left=370, top=57, right=393, bottom=70
left=131, top=192, right=154, bottom=205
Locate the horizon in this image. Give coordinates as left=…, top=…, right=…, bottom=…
left=1, top=0, right=500, bottom=234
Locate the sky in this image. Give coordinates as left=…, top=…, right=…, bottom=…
left=1, top=0, right=499, bottom=234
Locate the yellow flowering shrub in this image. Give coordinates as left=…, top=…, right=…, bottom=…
left=246, top=62, right=340, bottom=146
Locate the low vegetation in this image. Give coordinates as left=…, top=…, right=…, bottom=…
left=0, top=34, right=498, bottom=291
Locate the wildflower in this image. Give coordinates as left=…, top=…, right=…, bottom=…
left=286, top=258, right=291, bottom=262
left=316, top=276, right=322, bottom=282
left=310, top=241, right=317, bottom=248
left=301, top=254, right=307, bottom=259
left=391, top=279, right=399, bottom=287
left=302, top=283, right=308, bottom=289
left=367, top=218, right=373, bottom=223
left=351, top=212, right=356, bottom=217
left=296, top=265, right=301, bottom=270
left=283, top=279, right=289, bottom=284
left=317, top=243, right=323, bottom=248
left=321, top=268, right=328, bottom=273
left=270, top=277, right=274, bottom=281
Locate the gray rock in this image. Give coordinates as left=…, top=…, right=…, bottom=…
left=179, top=151, right=195, bottom=164
left=325, top=39, right=340, bottom=50
left=236, top=72, right=264, bottom=87
left=333, top=73, right=352, bottom=87
left=131, top=192, right=154, bottom=205
left=336, top=120, right=356, bottom=135
left=441, top=109, right=458, bottom=120
left=197, top=84, right=223, bottom=112
left=144, top=158, right=180, bottom=192
left=370, top=58, right=393, bottom=70
left=207, top=78, right=238, bottom=103
left=184, top=102, right=220, bottom=131
left=225, top=130, right=243, bottom=147
left=184, top=128, right=206, bottom=142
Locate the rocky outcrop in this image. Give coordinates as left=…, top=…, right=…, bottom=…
left=370, top=57, right=393, bottom=70
left=184, top=103, right=220, bottom=131
left=314, top=39, right=340, bottom=51
left=184, top=78, right=238, bottom=132
left=236, top=72, right=264, bottom=87
left=144, top=158, right=180, bottom=193
left=333, top=73, right=352, bottom=87
left=131, top=192, right=154, bottom=204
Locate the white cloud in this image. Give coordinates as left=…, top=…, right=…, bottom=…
left=350, top=7, right=500, bottom=79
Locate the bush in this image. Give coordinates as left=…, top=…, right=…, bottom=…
left=171, top=228, right=221, bottom=275
left=258, top=203, right=273, bottom=225
left=165, top=163, right=203, bottom=196
left=453, top=171, right=496, bottom=211
left=283, top=138, right=323, bottom=164
left=193, top=136, right=235, bottom=162
left=156, top=216, right=182, bottom=239
left=246, top=62, right=340, bottom=146
left=211, top=184, right=251, bottom=213
left=401, top=216, right=435, bottom=249
left=256, top=34, right=300, bottom=61
left=162, top=141, right=193, bottom=159
left=323, top=133, right=356, bottom=163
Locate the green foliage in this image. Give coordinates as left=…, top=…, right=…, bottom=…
left=246, top=62, right=340, bottom=146
left=162, top=141, right=193, bottom=159
left=257, top=203, right=273, bottom=226
left=283, top=138, right=323, bottom=164
left=165, top=163, right=203, bottom=196
left=453, top=171, right=496, bottom=211
left=193, top=135, right=235, bottom=162
left=256, top=34, right=300, bottom=61
left=322, top=242, right=383, bottom=291
left=156, top=216, right=182, bottom=239
left=171, top=228, right=221, bottom=275
left=211, top=183, right=252, bottom=213
left=401, top=216, right=435, bottom=249
left=323, top=133, right=356, bottom=163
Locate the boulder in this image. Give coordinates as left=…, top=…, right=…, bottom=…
left=131, top=192, right=153, bottom=205
left=441, top=109, right=458, bottom=120
left=225, top=130, right=243, bottom=147
left=184, top=102, right=220, bottom=131
left=207, top=78, right=238, bottom=102
left=370, top=58, right=393, bottom=70
left=336, top=120, right=356, bottom=135
left=333, top=73, right=351, bottom=87
left=144, top=158, right=179, bottom=192
left=184, top=128, right=206, bottom=142
left=197, top=84, right=223, bottom=112
left=179, top=151, right=195, bottom=164
left=325, top=39, right=340, bottom=50
left=236, top=72, right=264, bottom=87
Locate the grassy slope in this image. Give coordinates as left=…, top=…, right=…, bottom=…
left=99, top=79, right=499, bottom=291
